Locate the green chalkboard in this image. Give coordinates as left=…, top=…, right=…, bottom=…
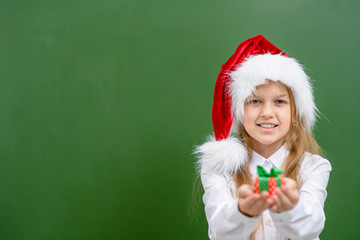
left=0, top=0, right=359, bottom=239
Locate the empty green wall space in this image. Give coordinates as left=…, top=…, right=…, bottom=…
left=0, top=0, right=359, bottom=239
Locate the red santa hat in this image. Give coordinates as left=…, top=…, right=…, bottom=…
left=196, top=35, right=316, bottom=175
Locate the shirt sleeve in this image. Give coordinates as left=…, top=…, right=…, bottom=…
left=201, top=170, right=261, bottom=240
left=269, top=154, right=332, bottom=240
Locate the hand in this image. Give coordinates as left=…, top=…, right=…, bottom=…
left=270, top=177, right=299, bottom=213
left=237, top=184, right=274, bottom=217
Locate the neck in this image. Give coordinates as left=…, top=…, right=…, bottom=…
left=251, top=140, right=284, bottom=159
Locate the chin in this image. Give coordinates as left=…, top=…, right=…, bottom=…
left=256, top=139, right=284, bottom=147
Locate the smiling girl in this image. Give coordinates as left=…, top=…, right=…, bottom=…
left=196, top=35, right=331, bottom=240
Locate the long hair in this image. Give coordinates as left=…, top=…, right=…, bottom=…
left=234, top=83, right=322, bottom=239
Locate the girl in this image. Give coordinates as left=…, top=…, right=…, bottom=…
left=196, top=35, right=331, bottom=240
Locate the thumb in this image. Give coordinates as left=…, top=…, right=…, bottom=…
left=237, top=184, right=253, bottom=198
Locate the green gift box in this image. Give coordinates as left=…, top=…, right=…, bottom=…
left=254, top=166, right=283, bottom=195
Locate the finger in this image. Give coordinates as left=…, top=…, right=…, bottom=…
left=281, top=178, right=299, bottom=203
left=240, top=192, right=259, bottom=209
left=247, top=200, right=263, bottom=215
left=250, top=200, right=265, bottom=213
left=282, top=178, right=297, bottom=191
left=260, top=191, right=269, bottom=199
left=276, top=188, right=293, bottom=210
left=252, top=192, right=270, bottom=211
left=281, top=185, right=299, bottom=204
left=266, top=195, right=274, bottom=206
left=237, top=184, right=253, bottom=198
left=271, top=194, right=281, bottom=212
left=260, top=191, right=271, bottom=207
left=270, top=203, right=277, bottom=212
left=269, top=193, right=278, bottom=212
left=282, top=177, right=289, bottom=185
left=238, top=193, right=259, bottom=215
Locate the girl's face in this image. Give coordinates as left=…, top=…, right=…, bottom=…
left=243, top=81, right=294, bottom=156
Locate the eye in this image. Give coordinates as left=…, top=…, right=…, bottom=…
left=275, top=100, right=286, bottom=104
left=248, top=99, right=261, bottom=104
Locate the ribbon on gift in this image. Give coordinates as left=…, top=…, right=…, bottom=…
left=254, top=166, right=284, bottom=195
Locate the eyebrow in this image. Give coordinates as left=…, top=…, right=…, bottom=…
left=277, top=94, right=289, bottom=98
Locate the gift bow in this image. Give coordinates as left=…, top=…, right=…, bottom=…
left=257, top=166, right=283, bottom=177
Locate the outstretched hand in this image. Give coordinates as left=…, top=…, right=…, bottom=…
left=237, top=184, right=274, bottom=217
left=237, top=178, right=299, bottom=217
left=270, top=177, right=299, bottom=213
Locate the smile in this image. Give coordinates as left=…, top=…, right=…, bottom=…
left=258, top=124, right=278, bottom=128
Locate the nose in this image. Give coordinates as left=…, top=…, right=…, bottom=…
left=260, top=102, right=274, bottom=118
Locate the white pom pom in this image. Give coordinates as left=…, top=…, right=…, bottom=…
left=195, top=136, right=248, bottom=175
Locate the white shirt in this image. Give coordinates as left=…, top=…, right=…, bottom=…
left=201, top=145, right=332, bottom=240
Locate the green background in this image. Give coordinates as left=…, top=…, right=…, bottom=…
left=1, top=0, right=359, bottom=239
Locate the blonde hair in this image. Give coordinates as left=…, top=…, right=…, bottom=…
left=234, top=83, right=322, bottom=239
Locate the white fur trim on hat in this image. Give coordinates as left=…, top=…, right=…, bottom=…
left=230, top=54, right=317, bottom=133
left=195, top=136, right=248, bottom=175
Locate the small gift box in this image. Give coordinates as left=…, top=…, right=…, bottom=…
left=254, top=166, right=284, bottom=196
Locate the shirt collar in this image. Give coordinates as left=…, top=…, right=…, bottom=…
left=250, top=145, right=288, bottom=173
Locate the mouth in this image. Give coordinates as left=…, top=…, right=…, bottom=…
left=257, top=123, right=278, bottom=129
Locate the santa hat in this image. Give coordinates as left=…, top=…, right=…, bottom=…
left=196, top=35, right=316, bottom=175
